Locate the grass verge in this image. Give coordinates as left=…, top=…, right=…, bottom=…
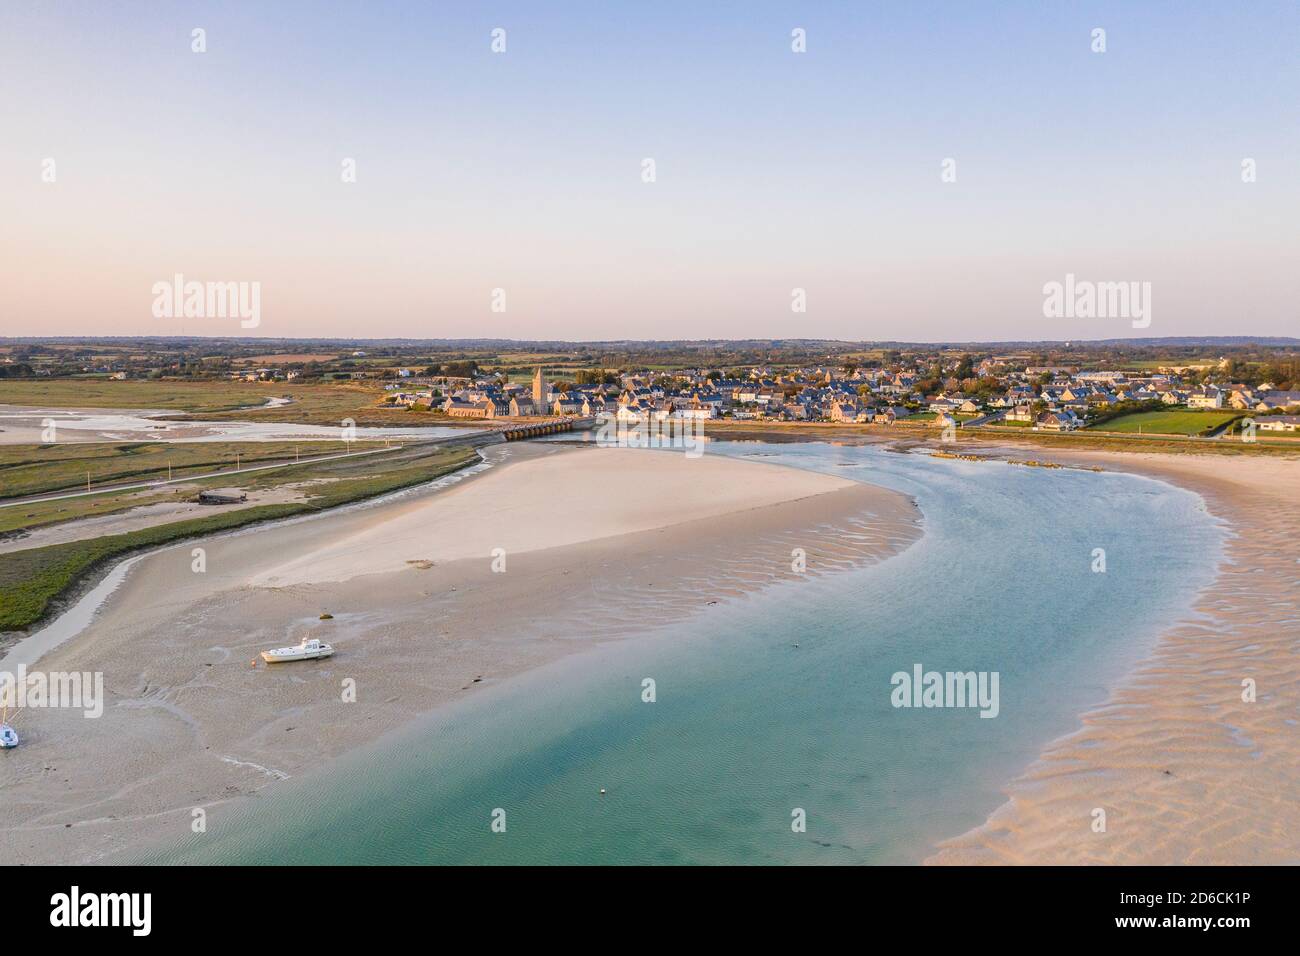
left=0, top=440, right=350, bottom=500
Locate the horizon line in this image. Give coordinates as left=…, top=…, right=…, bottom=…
left=3, top=335, right=1298, bottom=349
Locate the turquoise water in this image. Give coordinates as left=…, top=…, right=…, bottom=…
left=143, top=441, right=1223, bottom=864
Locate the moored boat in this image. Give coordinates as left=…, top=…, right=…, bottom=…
left=260, top=637, right=334, bottom=664
left=0, top=705, right=17, bottom=749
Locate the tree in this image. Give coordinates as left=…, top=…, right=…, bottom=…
left=427, top=360, right=479, bottom=378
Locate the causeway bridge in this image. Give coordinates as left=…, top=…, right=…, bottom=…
left=435, top=416, right=598, bottom=450
left=498, top=416, right=597, bottom=441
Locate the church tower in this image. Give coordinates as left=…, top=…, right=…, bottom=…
left=532, top=366, right=548, bottom=406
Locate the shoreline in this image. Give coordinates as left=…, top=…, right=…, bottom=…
left=3, top=431, right=1293, bottom=865
left=0, top=454, right=499, bottom=669
left=0, top=442, right=484, bottom=636
left=0, top=443, right=921, bottom=865
left=0, top=402, right=480, bottom=444
left=924, top=440, right=1299, bottom=864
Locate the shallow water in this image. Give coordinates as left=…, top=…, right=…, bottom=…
left=140, top=441, right=1224, bottom=864
left=0, top=405, right=473, bottom=443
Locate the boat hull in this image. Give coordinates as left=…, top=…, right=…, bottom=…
left=260, top=647, right=334, bottom=663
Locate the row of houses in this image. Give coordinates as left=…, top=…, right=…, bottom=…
left=229, top=367, right=301, bottom=383
left=374, top=359, right=1300, bottom=433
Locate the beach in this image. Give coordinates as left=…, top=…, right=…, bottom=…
left=0, top=442, right=920, bottom=865
left=3, top=432, right=1296, bottom=867
left=929, top=447, right=1300, bottom=865
left=127, top=436, right=1256, bottom=865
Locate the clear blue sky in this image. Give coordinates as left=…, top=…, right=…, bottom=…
left=2, top=1, right=1296, bottom=340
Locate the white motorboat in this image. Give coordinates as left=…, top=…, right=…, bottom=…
left=0, top=706, right=17, bottom=749
left=260, top=637, right=334, bottom=663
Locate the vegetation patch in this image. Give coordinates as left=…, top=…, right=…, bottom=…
left=0, top=445, right=479, bottom=634
left=0, top=440, right=349, bottom=500
left=1090, top=409, right=1243, bottom=436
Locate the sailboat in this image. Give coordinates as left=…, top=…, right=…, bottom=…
left=0, top=704, right=18, bottom=749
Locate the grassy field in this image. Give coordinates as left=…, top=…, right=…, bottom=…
left=0, top=440, right=350, bottom=500
left=1107, top=360, right=1218, bottom=370
left=1090, top=409, right=1242, bottom=436
left=0, top=487, right=183, bottom=536
left=0, top=443, right=480, bottom=634
left=229, top=352, right=341, bottom=364
left=0, top=378, right=284, bottom=413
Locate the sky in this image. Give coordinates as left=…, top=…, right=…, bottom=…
left=2, top=1, right=1297, bottom=342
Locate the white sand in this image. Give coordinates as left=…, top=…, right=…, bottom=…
left=928, top=447, right=1300, bottom=865
left=0, top=442, right=918, bottom=865
left=251, top=445, right=856, bottom=586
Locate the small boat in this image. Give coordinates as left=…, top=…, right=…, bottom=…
left=260, top=637, right=334, bottom=664
left=0, top=705, right=17, bottom=749
left=198, top=490, right=248, bottom=505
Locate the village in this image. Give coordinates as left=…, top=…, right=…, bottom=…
left=5, top=339, right=1297, bottom=438
left=381, top=357, right=1300, bottom=436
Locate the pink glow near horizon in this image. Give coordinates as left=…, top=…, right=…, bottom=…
left=3, top=3, right=1297, bottom=341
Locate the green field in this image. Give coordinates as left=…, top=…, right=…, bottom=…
left=0, top=440, right=350, bottom=501
left=0, top=443, right=479, bottom=634
left=0, top=486, right=184, bottom=537
left=0, top=378, right=283, bottom=413
left=1106, top=360, right=1218, bottom=370
left=1090, top=409, right=1243, bottom=436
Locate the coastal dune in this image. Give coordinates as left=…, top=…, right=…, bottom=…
left=0, top=442, right=921, bottom=865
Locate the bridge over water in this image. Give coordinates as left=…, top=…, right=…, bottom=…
left=435, top=417, right=597, bottom=450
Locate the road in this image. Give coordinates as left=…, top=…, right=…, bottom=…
left=0, top=444, right=401, bottom=510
